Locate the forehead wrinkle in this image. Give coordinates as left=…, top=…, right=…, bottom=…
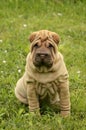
left=37, top=30, right=49, bottom=42
left=35, top=30, right=54, bottom=43
left=41, top=37, right=48, bottom=42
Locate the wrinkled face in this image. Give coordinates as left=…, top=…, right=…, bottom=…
left=32, top=39, right=55, bottom=68
left=29, top=30, right=60, bottom=68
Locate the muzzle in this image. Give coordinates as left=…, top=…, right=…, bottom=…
left=33, top=52, right=53, bottom=68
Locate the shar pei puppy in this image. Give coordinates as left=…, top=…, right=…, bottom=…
left=15, top=30, right=70, bottom=117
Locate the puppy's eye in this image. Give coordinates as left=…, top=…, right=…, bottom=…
left=48, top=44, right=53, bottom=48
left=34, top=43, right=39, bottom=48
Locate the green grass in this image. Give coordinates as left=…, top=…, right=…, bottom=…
left=0, top=0, right=86, bottom=130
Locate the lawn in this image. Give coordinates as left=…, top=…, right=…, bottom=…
left=0, top=0, right=86, bottom=130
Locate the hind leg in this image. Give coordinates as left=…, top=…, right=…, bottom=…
left=15, top=78, right=28, bottom=104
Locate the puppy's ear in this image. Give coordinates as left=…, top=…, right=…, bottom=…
left=52, top=33, right=60, bottom=45
left=29, top=32, right=37, bottom=43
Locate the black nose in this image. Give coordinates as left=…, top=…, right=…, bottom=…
left=36, top=52, right=49, bottom=58
left=36, top=53, right=49, bottom=57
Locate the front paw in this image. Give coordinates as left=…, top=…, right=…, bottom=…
left=61, top=110, right=70, bottom=118
left=29, top=109, right=41, bottom=116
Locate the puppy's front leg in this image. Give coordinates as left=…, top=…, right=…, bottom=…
left=27, top=84, right=40, bottom=115
left=59, top=80, right=70, bottom=117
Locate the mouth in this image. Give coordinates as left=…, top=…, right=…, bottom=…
left=33, top=58, right=53, bottom=68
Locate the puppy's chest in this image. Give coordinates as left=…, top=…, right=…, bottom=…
left=35, top=80, right=59, bottom=99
